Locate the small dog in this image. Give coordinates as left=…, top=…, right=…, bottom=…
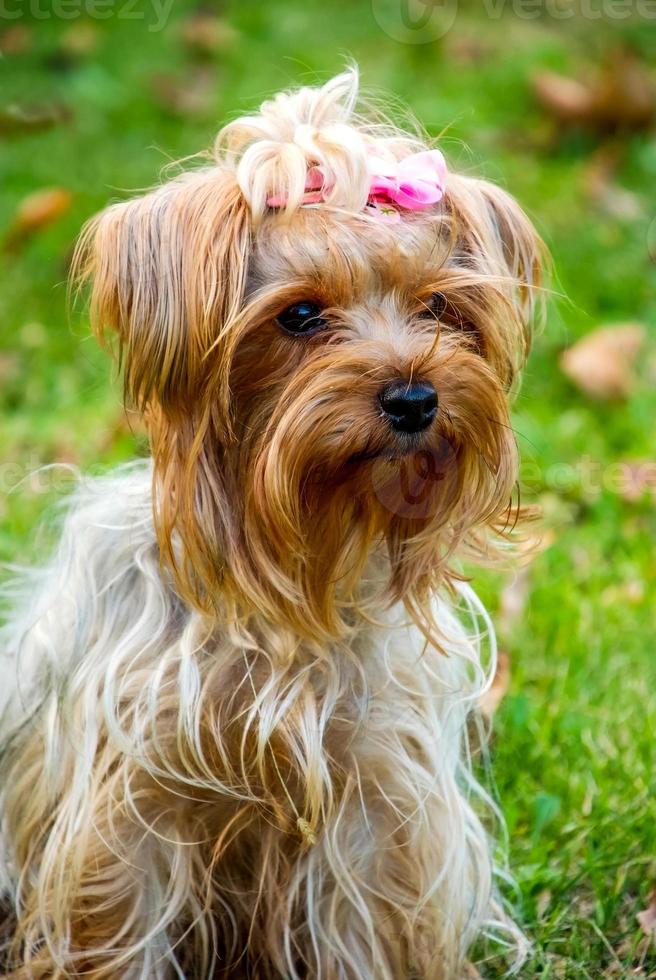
left=0, top=69, right=543, bottom=978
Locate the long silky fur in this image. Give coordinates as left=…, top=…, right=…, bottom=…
left=1, top=66, right=543, bottom=978
left=0, top=465, right=524, bottom=978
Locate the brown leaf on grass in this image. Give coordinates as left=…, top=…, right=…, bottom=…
left=0, top=101, right=72, bottom=136
left=181, top=14, right=237, bottom=56
left=559, top=323, right=645, bottom=400
left=60, top=23, right=99, bottom=57
left=478, top=649, right=511, bottom=720
left=637, top=889, right=656, bottom=936
left=4, top=188, right=72, bottom=252
left=0, top=354, right=19, bottom=383
left=605, top=893, right=656, bottom=975
left=44, top=24, right=100, bottom=73
left=583, top=145, right=642, bottom=220
left=532, top=71, right=594, bottom=125
left=532, top=47, right=654, bottom=135
left=536, top=888, right=552, bottom=920
left=151, top=68, right=217, bottom=118
left=594, top=47, right=655, bottom=131
left=0, top=25, right=33, bottom=55
left=444, top=34, right=493, bottom=66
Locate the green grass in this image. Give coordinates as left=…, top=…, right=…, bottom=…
left=1, top=3, right=656, bottom=976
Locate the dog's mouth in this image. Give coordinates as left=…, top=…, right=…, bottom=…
left=347, top=431, right=430, bottom=465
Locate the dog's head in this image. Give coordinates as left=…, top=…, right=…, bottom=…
left=75, top=69, right=544, bottom=640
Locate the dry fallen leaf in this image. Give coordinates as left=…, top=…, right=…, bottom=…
left=444, top=34, right=493, bottom=66
left=60, top=23, right=99, bottom=57
left=637, top=889, right=656, bottom=936
left=0, top=25, right=33, bottom=54
left=45, top=23, right=99, bottom=71
left=181, top=14, right=237, bottom=56
left=0, top=353, right=18, bottom=383
left=584, top=145, right=642, bottom=220
left=594, top=47, right=655, bottom=131
left=478, top=649, right=511, bottom=720
left=0, top=101, right=72, bottom=136
left=151, top=68, right=217, bottom=118
left=536, top=888, right=553, bottom=920
left=559, top=323, right=645, bottom=400
left=532, top=71, right=594, bottom=125
left=532, top=47, right=654, bottom=135
left=606, top=893, right=656, bottom=975
left=4, top=188, right=72, bottom=251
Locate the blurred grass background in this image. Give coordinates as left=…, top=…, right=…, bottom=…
left=1, top=1, right=656, bottom=976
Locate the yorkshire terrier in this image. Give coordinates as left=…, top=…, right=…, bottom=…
left=0, top=69, right=544, bottom=978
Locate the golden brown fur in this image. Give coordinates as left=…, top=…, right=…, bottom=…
left=0, top=68, right=544, bottom=978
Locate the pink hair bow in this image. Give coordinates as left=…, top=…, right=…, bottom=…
left=265, top=149, right=447, bottom=220
left=367, top=150, right=447, bottom=211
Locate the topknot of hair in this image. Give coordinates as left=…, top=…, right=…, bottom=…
left=215, top=67, right=427, bottom=222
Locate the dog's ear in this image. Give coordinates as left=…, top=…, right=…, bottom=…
left=444, top=175, right=546, bottom=387
left=74, top=168, right=251, bottom=416
left=74, top=168, right=252, bottom=614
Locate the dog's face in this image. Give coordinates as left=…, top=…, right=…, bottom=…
left=76, top=74, right=543, bottom=639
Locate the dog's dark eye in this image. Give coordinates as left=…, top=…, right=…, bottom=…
left=418, top=292, right=448, bottom=319
left=277, top=302, right=327, bottom=336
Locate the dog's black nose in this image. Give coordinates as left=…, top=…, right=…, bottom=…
left=378, top=379, right=438, bottom=434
